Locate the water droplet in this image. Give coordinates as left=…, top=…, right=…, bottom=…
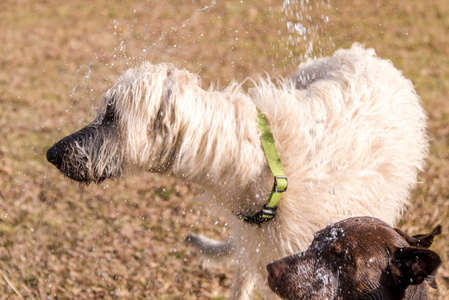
left=294, top=23, right=306, bottom=35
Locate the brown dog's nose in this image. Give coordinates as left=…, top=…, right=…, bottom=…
left=267, top=261, right=286, bottom=279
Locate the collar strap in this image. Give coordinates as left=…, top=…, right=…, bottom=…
left=240, top=109, right=288, bottom=227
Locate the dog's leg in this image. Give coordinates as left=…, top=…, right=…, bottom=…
left=186, top=234, right=258, bottom=299
left=230, top=265, right=255, bottom=300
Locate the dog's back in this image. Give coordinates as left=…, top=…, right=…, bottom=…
left=250, top=42, right=427, bottom=243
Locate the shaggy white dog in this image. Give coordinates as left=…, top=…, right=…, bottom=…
left=47, top=43, right=427, bottom=299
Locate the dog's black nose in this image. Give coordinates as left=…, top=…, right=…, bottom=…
left=46, top=145, right=62, bottom=167
left=267, top=261, right=286, bottom=279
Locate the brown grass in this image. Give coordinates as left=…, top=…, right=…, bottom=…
left=0, top=0, right=448, bottom=298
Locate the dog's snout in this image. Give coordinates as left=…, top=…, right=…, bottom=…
left=47, top=127, right=91, bottom=168
left=46, top=125, right=119, bottom=183
left=46, top=144, right=63, bottom=167
left=267, top=261, right=287, bottom=279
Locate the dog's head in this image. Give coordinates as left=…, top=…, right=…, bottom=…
left=47, top=63, right=199, bottom=183
left=267, top=217, right=441, bottom=300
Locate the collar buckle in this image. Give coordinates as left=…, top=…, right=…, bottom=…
left=274, top=176, right=288, bottom=193
left=239, top=205, right=278, bottom=227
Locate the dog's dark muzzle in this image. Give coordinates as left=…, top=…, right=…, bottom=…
left=46, top=139, right=68, bottom=168
left=47, top=126, right=96, bottom=182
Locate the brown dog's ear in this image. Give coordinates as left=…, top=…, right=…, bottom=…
left=394, top=225, right=441, bottom=248
left=393, top=247, right=441, bottom=289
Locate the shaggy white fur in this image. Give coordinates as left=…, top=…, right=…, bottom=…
left=101, top=43, right=427, bottom=299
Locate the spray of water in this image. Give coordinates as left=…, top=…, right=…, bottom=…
left=67, top=0, right=334, bottom=124
left=141, top=1, right=216, bottom=60
left=281, top=0, right=333, bottom=64
left=68, top=1, right=217, bottom=123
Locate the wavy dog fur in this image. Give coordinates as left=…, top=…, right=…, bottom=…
left=47, top=44, right=428, bottom=299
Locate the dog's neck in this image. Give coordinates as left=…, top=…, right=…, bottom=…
left=167, top=85, right=271, bottom=211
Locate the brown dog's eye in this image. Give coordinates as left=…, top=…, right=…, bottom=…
left=333, top=242, right=343, bottom=254
left=330, top=242, right=344, bottom=257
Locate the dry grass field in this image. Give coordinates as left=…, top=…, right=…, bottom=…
left=1, top=0, right=448, bottom=298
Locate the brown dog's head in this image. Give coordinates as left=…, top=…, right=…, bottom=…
left=267, top=217, right=441, bottom=300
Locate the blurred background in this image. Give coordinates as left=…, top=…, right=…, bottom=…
left=0, top=0, right=448, bottom=298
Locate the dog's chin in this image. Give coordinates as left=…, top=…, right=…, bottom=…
left=54, top=167, right=89, bottom=183
left=268, top=259, right=338, bottom=300
left=88, top=171, right=119, bottom=184
left=270, top=277, right=338, bottom=300
left=268, top=279, right=304, bottom=300
left=57, top=167, right=115, bottom=184
left=96, top=176, right=108, bottom=183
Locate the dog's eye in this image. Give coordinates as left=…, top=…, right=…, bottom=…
left=102, top=103, right=116, bottom=125
left=330, top=242, right=345, bottom=257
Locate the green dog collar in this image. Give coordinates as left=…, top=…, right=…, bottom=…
left=240, top=109, right=288, bottom=227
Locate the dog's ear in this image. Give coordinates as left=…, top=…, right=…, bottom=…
left=410, top=225, right=442, bottom=248
left=393, top=247, right=441, bottom=289
left=394, top=225, right=441, bottom=248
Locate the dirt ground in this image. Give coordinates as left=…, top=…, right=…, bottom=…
left=1, top=0, right=448, bottom=298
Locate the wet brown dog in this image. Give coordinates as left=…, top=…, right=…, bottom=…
left=267, top=217, right=441, bottom=300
